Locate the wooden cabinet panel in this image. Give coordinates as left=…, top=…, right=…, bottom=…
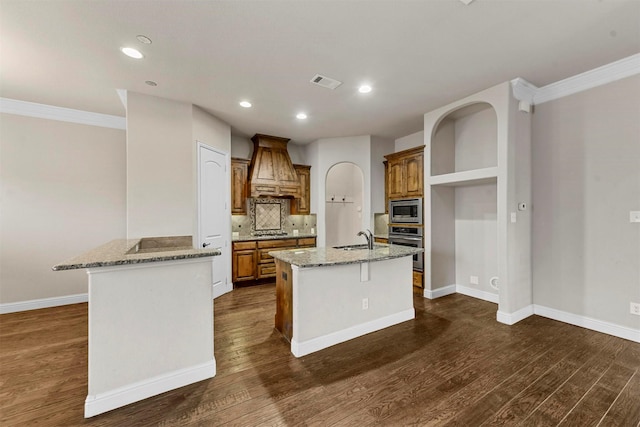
left=374, top=237, right=388, bottom=244
left=297, top=237, right=316, bottom=247
left=232, top=250, right=257, bottom=282
left=275, top=259, right=293, bottom=341
left=387, top=159, right=405, bottom=199
left=412, top=270, right=424, bottom=288
left=257, top=239, right=298, bottom=249
left=231, top=158, right=249, bottom=215
left=290, top=164, right=311, bottom=215
left=385, top=146, right=425, bottom=199
left=257, top=263, right=277, bottom=279
left=383, top=161, right=389, bottom=214
left=405, top=152, right=424, bottom=197
left=232, top=241, right=256, bottom=251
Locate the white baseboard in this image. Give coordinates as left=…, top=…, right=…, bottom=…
left=0, top=293, right=88, bottom=314
left=455, top=284, right=499, bottom=304
left=497, top=305, right=534, bottom=325
left=423, top=284, right=456, bottom=299
left=85, top=359, right=216, bottom=418
left=533, top=305, right=640, bottom=344
left=423, top=284, right=498, bottom=304
left=291, top=308, right=415, bottom=358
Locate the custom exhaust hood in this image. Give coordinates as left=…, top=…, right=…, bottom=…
left=248, top=134, right=301, bottom=198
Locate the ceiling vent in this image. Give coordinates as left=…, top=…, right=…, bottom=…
left=310, top=74, right=342, bottom=90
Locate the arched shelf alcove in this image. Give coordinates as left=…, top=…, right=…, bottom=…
left=428, top=101, right=500, bottom=304
left=430, top=102, right=498, bottom=186
left=423, top=81, right=533, bottom=326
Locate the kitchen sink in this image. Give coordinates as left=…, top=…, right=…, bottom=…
left=333, top=244, right=382, bottom=251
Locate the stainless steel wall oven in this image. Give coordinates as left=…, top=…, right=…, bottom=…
left=388, top=225, right=423, bottom=271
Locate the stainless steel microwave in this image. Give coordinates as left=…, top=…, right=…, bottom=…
left=389, top=198, right=423, bottom=224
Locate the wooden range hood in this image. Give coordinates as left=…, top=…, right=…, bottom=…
left=248, top=134, right=301, bottom=198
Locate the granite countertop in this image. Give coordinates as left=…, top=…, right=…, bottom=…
left=232, top=233, right=317, bottom=242
left=52, top=238, right=221, bottom=271
left=268, top=244, right=422, bottom=268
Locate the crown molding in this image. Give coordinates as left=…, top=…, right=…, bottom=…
left=511, top=53, right=640, bottom=106
left=535, top=53, right=640, bottom=104
left=510, top=77, right=538, bottom=104
left=0, top=97, right=126, bottom=130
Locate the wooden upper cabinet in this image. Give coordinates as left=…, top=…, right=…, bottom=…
left=383, top=161, right=389, bottom=214
left=249, top=134, right=301, bottom=198
left=404, top=151, right=424, bottom=197
left=384, top=146, right=425, bottom=199
left=291, top=164, right=311, bottom=215
left=231, top=158, right=249, bottom=215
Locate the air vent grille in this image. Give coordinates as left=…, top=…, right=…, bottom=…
left=310, top=74, right=342, bottom=90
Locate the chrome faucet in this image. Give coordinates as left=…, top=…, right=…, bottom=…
left=357, top=229, right=375, bottom=250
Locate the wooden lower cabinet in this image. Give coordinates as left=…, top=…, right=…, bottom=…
left=412, top=270, right=423, bottom=288
left=232, top=237, right=316, bottom=285
left=274, top=259, right=293, bottom=341
left=374, top=237, right=389, bottom=244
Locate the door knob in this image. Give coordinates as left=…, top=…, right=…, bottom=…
left=202, top=242, right=211, bottom=248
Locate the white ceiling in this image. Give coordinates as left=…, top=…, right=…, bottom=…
left=1, top=0, right=639, bottom=144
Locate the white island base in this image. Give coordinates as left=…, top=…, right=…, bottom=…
left=85, top=258, right=215, bottom=417
left=275, top=255, right=415, bottom=357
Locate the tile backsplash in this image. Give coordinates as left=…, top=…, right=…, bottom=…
left=232, top=198, right=316, bottom=236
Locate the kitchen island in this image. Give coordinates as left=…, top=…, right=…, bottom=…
left=53, top=237, right=221, bottom=418
left=269, top=244, right=422, bottom=357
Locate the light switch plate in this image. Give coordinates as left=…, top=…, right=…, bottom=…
left=630, top=211, right=640, bottom=223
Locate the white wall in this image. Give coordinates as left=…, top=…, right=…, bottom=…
left=325, top=163, right=364, bottom=247
left=306, top=135, right=372, bottom=247
left=370, top=136, right=394, bottom=214
left=126, top=92, right=193, bottom=238
left=0, top=113, right=126, bottom=304
left=532, top=75, right=640, bottom=330
left=455, top=107, right=497, bottom=172
left=395, top=130, right=423, bottom=152
left=455, top=184, right=498, bottom=294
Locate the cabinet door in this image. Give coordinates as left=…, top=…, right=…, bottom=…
left=232, top=249, right=256, bottom=282
left=383, top=161, right=389, bottom=213
left=387, top=159, right=405, bottom=199
left=290, top=165, right=311, bottom=215
left=231, top=158, right=249, bottom=215
left=404, top=152, right=424, bottom=197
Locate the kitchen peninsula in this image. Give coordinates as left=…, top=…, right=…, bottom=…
left=53, top=237, right=221, bottom=418
left=270, top=244, right=422, bottom=357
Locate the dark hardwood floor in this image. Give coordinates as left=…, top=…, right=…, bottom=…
left=1, top=283, right=639, bottom=426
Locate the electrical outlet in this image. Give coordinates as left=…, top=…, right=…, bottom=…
left=470, top=276, right=479, bottom=285
left=631, top=302, right=640, bottom=316
left=362, top=298, right=369, bottom=310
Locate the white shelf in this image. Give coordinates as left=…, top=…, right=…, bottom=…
left=429, top=167, right=498, bottom=187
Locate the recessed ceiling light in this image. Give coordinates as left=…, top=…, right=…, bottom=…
left=239, top=101, right=252, bottom=108
left=136, top=35, right=152, bottom=44
left=121, top=47, right=143, bottom=59
left=296, top=113, right=307, bottom=120
left=358, top=85, right=372, bottom=94
left=145, top=80, right=157, bottom=87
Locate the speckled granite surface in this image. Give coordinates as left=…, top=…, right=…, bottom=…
left=232, top=233, right=317, bottom=242
left=52, top=239, right=221, bottom=271
left=268, top=244, right=422, bottom=268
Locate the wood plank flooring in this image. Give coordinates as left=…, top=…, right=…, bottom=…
left=1, top=283, right=639, bottom=426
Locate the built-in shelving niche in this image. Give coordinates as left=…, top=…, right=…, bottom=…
left=429, top=102, right=499, bottom=301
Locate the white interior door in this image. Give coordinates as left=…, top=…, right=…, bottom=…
left=198, top=143, right=231, bottom=299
